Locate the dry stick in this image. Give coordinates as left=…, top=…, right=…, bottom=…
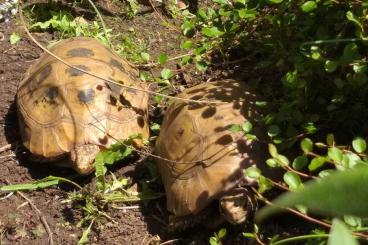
left=0, top=144, right=11, bottom=153
left=159, top=239, right=181, bottom=245
left=7, top=182, right=54, bottom=245
left=139, top=52, right=192, bottom=68
left=17, top=4, right=223, bottom=105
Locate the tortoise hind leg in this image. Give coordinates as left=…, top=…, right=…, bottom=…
left=70, top=144, right=100, bottom=175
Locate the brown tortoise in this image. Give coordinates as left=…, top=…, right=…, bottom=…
left=16, top=37, right=149, bottom=174
left=155, top=79, right=266, bottom=228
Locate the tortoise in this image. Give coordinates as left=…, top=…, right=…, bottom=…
left=155, top=79, right=266, bottom=229
left=16, top=37, right=149, bottom=174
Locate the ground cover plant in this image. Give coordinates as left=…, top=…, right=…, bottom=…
left=0, top=0, right=368, bottom=244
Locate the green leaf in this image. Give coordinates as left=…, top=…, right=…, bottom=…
left=324, top=60, right=337, bottom=73
left=77, top=220, right=94, bottom=245
left=301, top=1, right=317, bottom=13
left=327, top=219, right=359, bottom=245
left=268, top=144, right=278, bottom=158
left=238, top=9, right=258, bottom=20
left=283, top=172, right=303, bottom=191
left=326, top=133, right=335, bottom=146
left=292, top=156, right=309, bottom=170
left=328, top=147, right=343, bottom=163
left=242, top=121, right=253, bottom=133
left=308, top=156, right=326, bottom=171
left=10, top=32, right=21, bottom=45
left=256, top=167, right=368, bottom=222
left=276, top=154, right=290, bottom=166
left=158, top=53, right=168, bottom=65
left=201, top=27, right=224, bottom=37
left=213, top=0, right=228, bottom=5
left=217, top=228, right=227, bottom=239
left=267, top=0, right=283, bottom=4
left=266, top=158, right=279, bottom=168
left=181, top=20, right=195, bottom=37
left=0, top=179, right=60, bottom=191
left=346, top=11, right=363, bottom=32
left=352, top=137, right=366, bottom=153
left=301, top=138, right=313, bottom=153
left=244, top=166, right=261, bottom=179
left=181, top=40, right=193, bottom=49
left=267, top=125, right=280, bottom=137
left=161, top=68, right=174, bottom=80
left=343, top=43, right=360, bottom=61
left=195, top=60, right=207, bottom=72
left=258, top=176, right=273, bottom=193
left=228, top=124, right=242, bottom=132
left=140, top=52, right=150, bottom=62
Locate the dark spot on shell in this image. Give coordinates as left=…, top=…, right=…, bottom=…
left=99, top=136, right=108, bottom=145
left=67, top=48, right=94, bottom=57
left=46, top=86, right=59, bottom=101
left=96, top=85, right=103, bottom=91
left=214, top=115, right=224, bottom=120
left=216, top=134, right=233, bottom=145
left=214, top=126, right=226, bottom=132
left=66, top=65, right=90, bottom=76
left=119, top=94, right=132, bottom=107
left=117, top=106, right=123, bottom=111
left=78, top=89, right=95, bottom=103
left=137, top=116, right=145, bottom=128
left=110, top=95, right=117, bottom=105
left=37, top=64, right=52, bottom=84
left=110, top=58, right=125, bottom=71
left=201, top=107, right=216, bottom=118
left=105, top=82, right=122, bottom=96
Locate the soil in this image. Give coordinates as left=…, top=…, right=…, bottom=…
left=0, top=4, right=253, bottom=245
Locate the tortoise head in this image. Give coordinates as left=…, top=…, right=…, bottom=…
left=219, top=188, right=257, bottom=224
left=70, top=144, right=100, bottom=175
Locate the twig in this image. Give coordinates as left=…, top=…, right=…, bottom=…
left=17, top=2, right=223, bottom=105
left=111, top=205, right=140, bottom=211
left=284, top=166, right=317, bottom=180
left=0, top=144, right=11, bottom=153
left=253, top=188, right=368, bottom=239
left=159, top=238, right=181, bottom=245
left=0, top=192, right=14, bottom=201
left=10, top=184, right=54, bottom=245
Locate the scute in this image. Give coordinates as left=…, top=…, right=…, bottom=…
left=155, top=80, right=264, bottom=216
left=17, top=37, right=149, bottom=173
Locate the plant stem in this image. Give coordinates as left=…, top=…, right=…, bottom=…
left=271, top=234, right=329, bottom=245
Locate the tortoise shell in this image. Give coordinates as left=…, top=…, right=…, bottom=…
left=155, top=79, right=264, bottom=217
left=16, top=37, right=149, bottom=174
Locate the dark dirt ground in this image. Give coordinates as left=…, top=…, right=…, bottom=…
left=0, top=3, right=254, bottom=245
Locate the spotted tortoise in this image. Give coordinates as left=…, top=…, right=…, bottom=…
left=16, top=37, right=149, bottom=174
left=155, top=79, right=265, bottom=228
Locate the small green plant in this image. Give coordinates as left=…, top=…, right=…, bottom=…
left=209, top=228, right=227, bottom=245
